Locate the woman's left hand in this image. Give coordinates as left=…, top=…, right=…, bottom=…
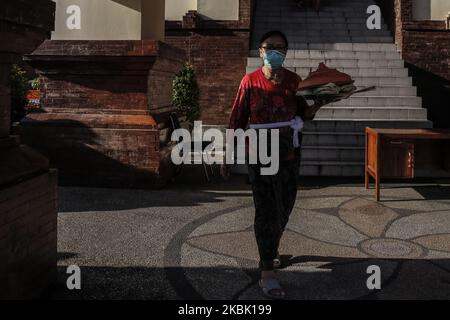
left=310, top=99, right=328, bottom=112
left=312, top=98, right=328, bottom=108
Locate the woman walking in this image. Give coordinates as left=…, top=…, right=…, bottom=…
left=222, top=30, right=325, bottom=299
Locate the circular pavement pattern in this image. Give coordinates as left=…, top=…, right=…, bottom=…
left=165, top=194, right=450, bottom=300
left=359, top=238, right=426, bottom=259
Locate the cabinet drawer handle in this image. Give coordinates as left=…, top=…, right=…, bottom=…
left=390, top=141, right=403, bottom=145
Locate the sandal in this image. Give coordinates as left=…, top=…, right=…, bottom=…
left=273, top=251, right=282, bottom=268
left=259, top=277, right=286, bottom=300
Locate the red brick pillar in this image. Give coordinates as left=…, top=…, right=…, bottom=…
left=0, top=0, right=58, bottom=299
left=394, top=0, right=413, bottom=50
left=19, top=40, right=185, bottom=188
left=393, top=0, right=450, bottom=80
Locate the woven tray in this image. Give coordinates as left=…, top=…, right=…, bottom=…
left=297, top=86, right=377, bottom=102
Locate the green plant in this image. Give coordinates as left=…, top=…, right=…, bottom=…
left=9, top=65, right=28, bottom=124
left=29, top=77, right=41, bottom=90
left=172, top=63, right=200, bottom=121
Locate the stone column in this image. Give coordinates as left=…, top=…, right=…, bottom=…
left=0, top=0, right=58, bottom=299
left=142, top=0, right=166, bottom=41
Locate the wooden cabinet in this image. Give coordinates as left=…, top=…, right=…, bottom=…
left=380, top=139, right=414, bottom=178
left=365, top=128, right=450, bottom=201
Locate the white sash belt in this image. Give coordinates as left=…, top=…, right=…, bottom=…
left=249, top=116, right=304, bottom=148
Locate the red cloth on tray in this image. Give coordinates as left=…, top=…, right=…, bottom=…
left=298, top=63, right=354, bottom=90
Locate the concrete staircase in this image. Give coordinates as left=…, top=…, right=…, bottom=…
left=244, top=0, right=432, bottom=176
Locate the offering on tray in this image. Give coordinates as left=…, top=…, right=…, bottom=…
left=297, top=62, right=376, bottom=102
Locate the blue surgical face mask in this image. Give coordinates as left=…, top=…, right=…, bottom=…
left=263, top=50, right=286, bottom=69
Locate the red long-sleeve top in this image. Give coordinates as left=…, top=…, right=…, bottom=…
left=228, top=67, right=312, bottom=161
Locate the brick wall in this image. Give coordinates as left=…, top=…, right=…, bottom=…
left=0, top=170, right=58, bottom=299
left=0, top=0, right=55, bottom=31
left=165, top=0, right=252, bottom=125
left=165, top=33, right=250, bottom=125
left=380, top=0, right=450, bottom=128
left=402, top=30, right=450, bottom=81
left=0, top=0, right=57, bottom=299
left=386, top=0, right=450, bottom=81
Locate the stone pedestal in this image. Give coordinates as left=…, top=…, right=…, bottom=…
left=0, top=0, right=57, bottom=299
left=20, top=40, right=185, bottom=188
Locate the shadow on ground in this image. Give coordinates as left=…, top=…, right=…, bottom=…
left=44, top=255, right=450, bottom=300
left=58, top=166, right=450, bottom=212
left=58, top=166, right=254, bottom=212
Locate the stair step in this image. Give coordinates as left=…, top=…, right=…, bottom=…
left=326, top=103, right=422, bottom=109
left=301, top=146, right=365, bottom=162
left=294, top=51, right=401, bottom=60
left=349, top=77, right=412, bottom=86
left=299, top=161, right=364, bottom=176
left=329, top=96, right=422, bottom=107
left=251, top=43, right=398, bottom=52
left=254, top=17, right=386, bottom=24
left=254, top=42, right=398, bottom=52
left=295, top=43, right=398, bottom=51
left=254, top=22, right=377, bottom=27
left=293, top=67, right=409, bottom=77
left=302, top=87, right=418, bottom=97
left=246, top=0, right=432, bottom=176
left=252, top=38, right=394, bottom=46
left=267, top=32, right=393, bottom=39
left=315, top=107, right=427, bottom=120
left=231, top=161, right=365, bottom=177
left=303, top=120, right=432, bottom=132
left=248, top=57, right=404, bottom=68
left=250, top=50, right=401, bottom=60
left=302, top=132, right=365, bottom=147
left=353, top=87, right=416, bottom=96
left=246, top=66, right=409, bottom=78
left=253, top=24, right=391, bottom=32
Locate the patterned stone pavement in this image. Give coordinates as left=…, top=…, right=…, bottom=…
left=51, top=172, right=450, bottom=300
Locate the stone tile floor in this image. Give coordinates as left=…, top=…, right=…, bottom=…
left=46, top=167, right=450, bottom=300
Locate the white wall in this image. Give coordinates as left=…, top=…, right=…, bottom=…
left=412, top=0, right=430, bottom=20
left=52, top=0, right=166, bottom=40
left=165, top=0, right=197, bottom=21
left=198, top=0, right=239, bottom=20
left=412, top=0, right=450, bottom=21
left=165, top=0, right=239, bottom=21
left=431, top=0, right=450, bottom=20
left=52, top=0, right=142, bottom=40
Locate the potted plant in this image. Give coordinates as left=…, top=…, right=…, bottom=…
left=9, top=65, right=28, bottom=124
left=26, top=76, right=41, bottom=112
left=172, top=63, right=200, bottom=124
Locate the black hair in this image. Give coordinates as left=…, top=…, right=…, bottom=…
left=259, top=30, right=289, bottom=48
